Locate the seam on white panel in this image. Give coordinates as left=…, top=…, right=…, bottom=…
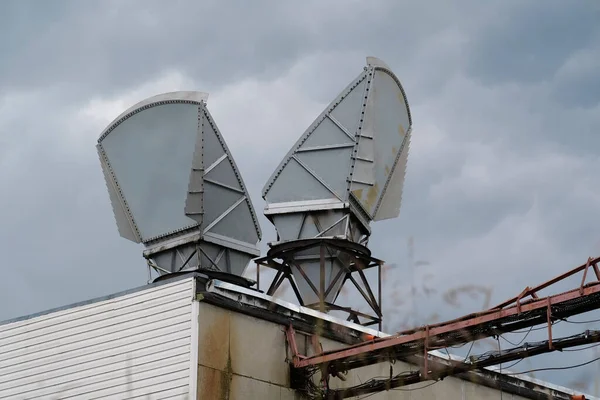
left=188, top=278, right=200, bottom=399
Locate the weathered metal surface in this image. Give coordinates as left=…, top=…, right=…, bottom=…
left=98, top=148, right=140, bottom=243
left=260, top=57, right=411, bottom=317
left=373, top=129, right=411, bottom=221
left=99, top=100, right=202, bottom=242
left=0, top=278, right=196, bottom=399
left=262, top=56, right=412, bottom=223
left=255, top=238, right=383, bottom=327
left=97, top=91, right=261, bottom=277
left=262, top=71, right=367, bottom=204
left=350, top=66, right=411, bottom=220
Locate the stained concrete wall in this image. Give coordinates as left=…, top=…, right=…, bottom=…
left=194, top=301, right=534, bottom=400
left=196, top=302, right=298, bottom=399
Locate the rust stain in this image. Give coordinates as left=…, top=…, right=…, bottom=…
left=197, top=307, right=232, bottom=399
left=397, top=91, right=405, bottom=106
left=392, top=147, right=398, bottom=154
left=199, top=309, right=230, bottom=370
left=351, top=188, right=363, bottom=199
left=365, top=183, right=379, bottom=210
left=197, top=366, right=231, bottom=400
left=384, top=165, right=390, bottom=176
left=398, top=124, right=405, bottom=136
left=220, top=355, right=233, bottom=400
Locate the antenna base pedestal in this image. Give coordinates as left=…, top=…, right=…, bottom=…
left=255, top=238, right=384, bottom=329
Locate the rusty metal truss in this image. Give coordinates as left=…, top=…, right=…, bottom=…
left=286, top=256, right=600, bottom=398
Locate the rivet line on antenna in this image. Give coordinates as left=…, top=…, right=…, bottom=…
left=345, top=66, right=374, bottom=201
left=262, top=71, right=369, bottom=197
left=144, top=224, right=200, bottom=245
left=101, top=100, right=208, bottom=242
left=100, top=146, right=142, bottom=240
left=344, top=66, right=412, bottom=217
left=98, top=99, right=205, bottom=142
left=348, top=194, right=371, bottom=222
left=372, top=66, right=412, bottom=126
left=202, top=108, right=262, bottom=239
left=373, top=127, right=412, bottom=216
left=198, top=105, right=204, bottom=216
left=396, top=131, right=412, bottom=211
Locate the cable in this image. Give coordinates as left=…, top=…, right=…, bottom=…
left=393, top=381, right=438, bottom=391
left=565, top=317, right=600, bottom=324
left=355, top=382, right=439, bottom=400
left=502, top=358, right=524, bottom=370
left=511, top=321, right=560, bottom=334
left=562, top=343, right=600, bottom=352
left=335, top=329, right=600, bottom=399
left=505, top=355, right=600, bottom=375
left=463, top=340, right=475, bottom=361
left=500, top=326, right=533, bottom=347
left=497, top=337, right=503, bottom=400
left=445, top=340, right=476, bottom=362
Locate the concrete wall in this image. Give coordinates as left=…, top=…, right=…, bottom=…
left=195, top=301, right=532, bottom=400
left=196, top=302, right=297, bottom=399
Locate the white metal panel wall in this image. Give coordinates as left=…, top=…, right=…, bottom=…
left=0, top=278, right=196, bottom=400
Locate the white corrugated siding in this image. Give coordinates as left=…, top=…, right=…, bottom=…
left=0, top=278, right=195, bottom=400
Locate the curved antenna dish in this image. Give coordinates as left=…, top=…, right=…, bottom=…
left=262, top=56, right=412, bottom=223
left=97, top=91, right=262, bottom=279
left=259, top=57, right=412, bottom=326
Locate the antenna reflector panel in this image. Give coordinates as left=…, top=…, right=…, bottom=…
left=97, top=91, right=261, bottom=277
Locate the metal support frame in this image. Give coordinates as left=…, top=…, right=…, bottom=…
left=491, top=256, right=598, bottom=310
left=144, top=240, right=218, bottom=281
left=286, top=256, right=600, bottom=392
left=323, top=329, right=600, bottom=398
left=146, top=259, right=171, bottom=282
left=256, top=238, right=384, bottom=329
left=422, top=325, right=430, bottom=380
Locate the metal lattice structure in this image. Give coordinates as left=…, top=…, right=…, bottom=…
left=97, top=91, right=262, bottom=278
left=255, top=238, right=384, bottom=328
left=260, top=57, right=412, bottom=324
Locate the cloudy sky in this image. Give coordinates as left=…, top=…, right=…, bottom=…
left=1, top=0, right=600, bottom=394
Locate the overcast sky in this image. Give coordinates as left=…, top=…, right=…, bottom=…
left=1, top=0, right=600, bottom=394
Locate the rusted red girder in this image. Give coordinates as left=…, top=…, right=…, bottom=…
left=290, top=256, right=600, bottom=371
left=492, top=256, right=600, bottom=310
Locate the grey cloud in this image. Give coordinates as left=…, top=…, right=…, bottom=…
left=465, top=1, right=600, bottom=85
left=0, top=0, right=488, bottom=98
left=3, top=0, right=306, bottom=95
left=0, top=89, right=146, bottom=319
left=552, top=38, right=600, bottom=108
